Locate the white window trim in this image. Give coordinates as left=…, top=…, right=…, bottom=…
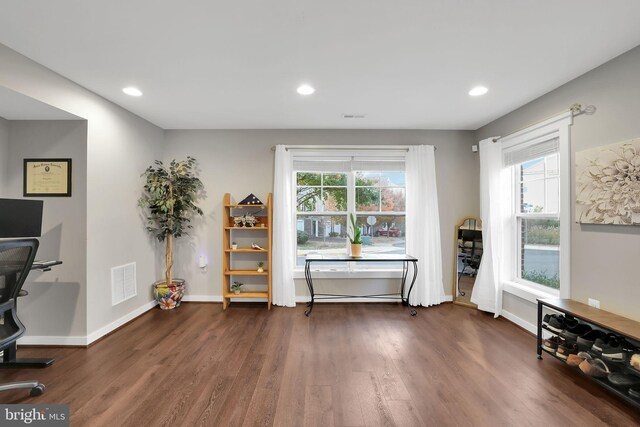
left=500, top=111, right=572, bottom=300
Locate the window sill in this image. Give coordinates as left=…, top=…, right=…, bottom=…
left=502, top=280, right=559, bottom=304
left=293, top=269, right=403, bottom=280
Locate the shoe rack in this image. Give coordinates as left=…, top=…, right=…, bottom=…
left=537, top=298, right=640, bottom=410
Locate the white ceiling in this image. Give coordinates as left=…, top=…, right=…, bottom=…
left=1, top=1, right=640, bottom=130
left=0, top=86, right=80, bottom=121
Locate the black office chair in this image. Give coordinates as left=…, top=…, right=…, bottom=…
left=0, top=238, right=46, bottom=396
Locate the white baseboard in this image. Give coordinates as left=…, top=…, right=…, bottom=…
left=182, top=295, right=222, bottom=302
left=17, top=335, right=88, bottom=346
left=501, top=309, right=536, bottom=334
left=86, top=299, right=158, bottom=345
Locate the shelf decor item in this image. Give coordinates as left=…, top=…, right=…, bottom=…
left=140, top=157, right=204, bottom=309
left=231, top=281, right=243, bottom=295
left=222, top=193, right=272, bottom=310
left=239, top=193, right=263, bottom=205
left=348, top=212, right=363, bottom=257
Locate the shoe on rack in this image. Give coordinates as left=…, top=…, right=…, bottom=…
left=629, top=387, right=640, bottom=399
left=577, top=330, right=606, bottom=350
left=562, top=323, right=592, bottom=341
left=547, top=315, right=578, bottom=334
left=542, top=314, right=552, bottom=327
left=592, top=333, right=618, bottom=354
left=608, top=372, right=640, bottom=388
left=567, top=351, right=592, bottom=367
left=543, top=336, right=565, bottom=354
left=631, top=353, right=640, bottom=371
left=601, top=337, right=634, bottom=362
left=579, top=358, right=610, bottom=378
left=556, top=342, right=578, bottom=360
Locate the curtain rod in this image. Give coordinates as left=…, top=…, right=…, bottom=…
left=492, top=103, right=596, bottom=143
left=269, top=144, right=435, bottom=151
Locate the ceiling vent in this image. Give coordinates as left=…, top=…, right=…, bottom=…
left=343, top=114, right=367, bottom=119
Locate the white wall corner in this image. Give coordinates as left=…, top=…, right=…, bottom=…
left=86, top=300, right=157, bottom=345
left=501, top=309, right=536, bottom=335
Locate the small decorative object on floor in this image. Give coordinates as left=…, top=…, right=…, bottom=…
left=231, top=242, right=238, bottom=250
left=239, top=193, right=263, bottom=205
left=257, top=261, right=264, bottom=273
left=231, top=281, right=243, bottom=295
left=348, top=213, right=363, bottom=257
left=153, top=278, right=186, bottom=310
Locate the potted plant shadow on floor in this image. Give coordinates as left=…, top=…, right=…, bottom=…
left=140, top=157, right=204, bottom=310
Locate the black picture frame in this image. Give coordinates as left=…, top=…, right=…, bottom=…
left=23, top=158, right=72, bottom=197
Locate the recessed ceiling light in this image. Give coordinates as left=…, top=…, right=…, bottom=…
left=468, top=86, right=488, bottom=96
left=296, top=84, right=315, bottom=95
left=122, top=87, right=143, bottom=97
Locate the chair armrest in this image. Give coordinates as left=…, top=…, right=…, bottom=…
left=0, top=299, right=15, bottom=313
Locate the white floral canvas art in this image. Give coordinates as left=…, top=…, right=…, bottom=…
left=576, top=139, right=640, bottom=225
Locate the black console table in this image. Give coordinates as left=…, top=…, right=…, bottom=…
left=304, top=254, right=418, bottom=317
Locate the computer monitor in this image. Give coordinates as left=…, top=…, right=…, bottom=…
left=0, top=198, right=44, bottom=238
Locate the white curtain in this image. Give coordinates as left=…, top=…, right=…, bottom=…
left=471, top=138, right=505, bottom=316
left=406, top=145, right=445, bottom=306
left=272, top=145, right=296, bottom=307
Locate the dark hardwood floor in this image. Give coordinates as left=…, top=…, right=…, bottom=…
left=1, top=303, right=639, bottom=426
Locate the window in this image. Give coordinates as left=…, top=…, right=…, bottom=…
left=293, top=155, right=406, bottom=269
left=515, top=153, right=560, bottom=289
left=501, top=112, right=571, bottom=299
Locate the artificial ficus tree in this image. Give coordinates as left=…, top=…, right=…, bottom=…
left=139, top=157, right=203, bottom=286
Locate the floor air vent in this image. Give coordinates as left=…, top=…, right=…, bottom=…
left=111, top=262, right=137, bottom=305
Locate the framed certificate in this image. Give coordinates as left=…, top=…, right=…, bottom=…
left=23, top=158, right=72, bottom=197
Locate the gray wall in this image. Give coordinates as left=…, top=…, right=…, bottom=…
left=476, top=45, right=640, bottom=324
left=0, top=43, right=164, bottom=340
left=0, top=117, right=8, bottom=186
left=163, top=130, right=479, bottom=300
left=2, top=120, right=88, bottom=338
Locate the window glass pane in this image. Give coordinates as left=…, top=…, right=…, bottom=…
left=521, top=158, right=544, bottom=182
left=546, top=154, right=559, bottom=177
left=520, top=218, right=560, bottom=289
left=296, top=187, right=320, bottom=211
left=322, top=187, right=347, bottom=211
left=297, top=172, right=321, bottom=186
left=521, top=179, right=545, bottom=213
left=380, top=172, right=405, bottom=186
left=381, top=188, right=406, bottom=212
left=356, top=172, right=380, bottom=186
left=356, top=187, right=380, bottom=211
left=545, top=177, right=559, bottom=213
left=357, top=215, right=405, bottom=268
left=322, top=173, right=347, bottom=186
left=296, top=215, right=347, bottom=267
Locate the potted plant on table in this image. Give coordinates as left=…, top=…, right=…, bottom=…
left=348, top=213, right=363, bottom=257
left=139, top=157, right=204, bottom=310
